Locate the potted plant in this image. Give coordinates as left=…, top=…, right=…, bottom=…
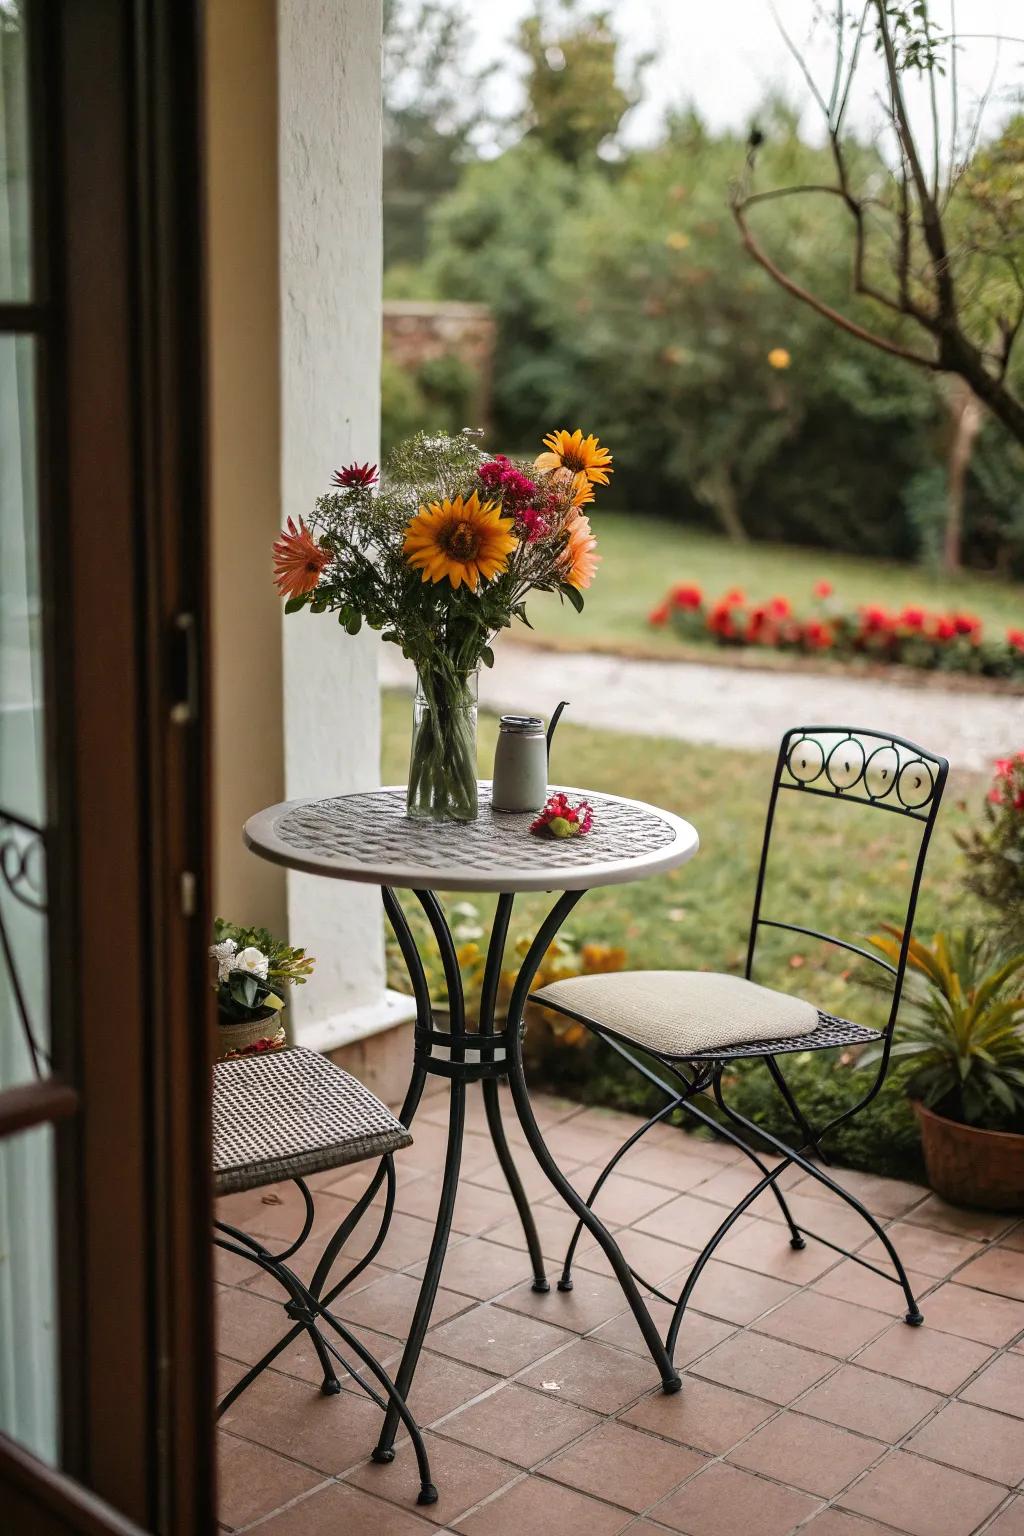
left=209, top=919, right=315, bottom=1061
left=860, top=927, right=1024, bottom=1209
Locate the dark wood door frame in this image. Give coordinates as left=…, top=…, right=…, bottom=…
left=0, top=1, right=214, bottom=1531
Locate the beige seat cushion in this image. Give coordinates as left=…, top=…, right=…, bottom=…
left=532, top=970, right=819, bottom=1059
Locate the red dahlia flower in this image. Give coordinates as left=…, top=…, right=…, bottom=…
left=531, top=792, right=594, bottom=838
left=332, top=462, right=378, bottom=489
left=952, top=612, right=981, bottom=637
left=649, top=602, right=670, bottom=626
left=670, top=583, right=703, bottom=609
left=1009, top=628, right=1024, bottom=651
left=802, top=618, right=834, bottom=650
left=899, top=606, right=926, bottom=630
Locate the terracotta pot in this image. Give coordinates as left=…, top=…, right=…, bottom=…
left=212, top=1008, right=287, bottom=1063
left=915, top=1099, right=1024, bottom=1211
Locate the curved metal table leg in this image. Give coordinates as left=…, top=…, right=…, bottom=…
left=480, top=893, right=548, bottom=1291
left=506, top=891, right=681, bottom=1392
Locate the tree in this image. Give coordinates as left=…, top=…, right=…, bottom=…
left=516, top=2, right=646, bottom=165
left=542, top=109, right=934, bottom=548
left=730, top=3, right=1024, bottom=566
left=383, top=0, right=495, bottom=268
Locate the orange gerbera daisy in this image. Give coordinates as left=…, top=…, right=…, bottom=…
left=535, top=428, right=613, bottom=486
left=562, top=513, right=600, bottom=591
left=403, top=491, right=517, bottom=591
left=273, top=517, right=330, bottom=599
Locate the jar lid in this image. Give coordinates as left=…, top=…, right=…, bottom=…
left=499, top=714, right=545, bottom=734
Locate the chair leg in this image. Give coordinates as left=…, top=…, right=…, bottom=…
left=374, top=1076, right=467, bottom=1462
left=585, top=1028, right=806, bottom=1253
left=764, top=1054, right=832, bottom=1166
left=713, top=1073, right=923, bottom=1327
left=664, top=1065, right=805, bottom=1251
left=559, top=1095, right=687, bottom=1290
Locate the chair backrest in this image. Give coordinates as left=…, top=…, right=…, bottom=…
left=746, top=725, right=949, bottom=1035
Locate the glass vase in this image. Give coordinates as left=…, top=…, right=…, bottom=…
left=407, top=665, right=479, bottom=822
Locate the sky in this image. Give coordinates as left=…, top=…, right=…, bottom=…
left=457, top=0, right=1023, bottom=156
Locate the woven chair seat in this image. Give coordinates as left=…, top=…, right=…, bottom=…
left=212, top=1047, right=412, bottom=1195
left=532, top=970, right=881, bottom=1064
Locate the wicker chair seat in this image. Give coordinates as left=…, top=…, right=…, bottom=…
left=532, top=970, right=881, bottom=1064
left=212, top=1046, right=412, bottom=1195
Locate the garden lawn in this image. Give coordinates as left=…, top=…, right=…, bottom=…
left=382, top=688, right=985, bottom=1019
left=524, top=513, right=1024, bottom=658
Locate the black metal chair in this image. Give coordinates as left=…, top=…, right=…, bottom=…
left=212, top=1046, right=437, bottom=1506
left=529, top=726, right=948, bottom=1365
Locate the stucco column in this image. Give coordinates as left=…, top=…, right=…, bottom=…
left=277, top=0, right=408, bottom=1050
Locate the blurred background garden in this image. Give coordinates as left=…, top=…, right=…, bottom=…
left=379, top=1, right=1024, bottom=1193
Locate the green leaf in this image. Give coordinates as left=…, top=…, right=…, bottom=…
left=560, top=583, right=585, bottom=613
left=345, top=612, right=363, bottom=636
left=480, top=646, right=495, bottom=668
left=284, top=596, right=309, bottom=615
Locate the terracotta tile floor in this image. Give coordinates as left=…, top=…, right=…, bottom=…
left=215, top=1085, right=1024, bottom=1535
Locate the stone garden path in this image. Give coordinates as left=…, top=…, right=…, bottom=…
left=380, top=643, right=1022, bottom=775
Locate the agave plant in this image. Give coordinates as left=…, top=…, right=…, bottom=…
left=859, top=927, right=1024, bottom=1127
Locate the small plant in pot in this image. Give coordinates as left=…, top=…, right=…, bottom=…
left=859, top=927, right=1024, bottom=1210
left=210, top=918, right=315, bottom=1061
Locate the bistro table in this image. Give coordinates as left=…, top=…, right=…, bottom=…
left=243, top=781, right=699, bottom=1463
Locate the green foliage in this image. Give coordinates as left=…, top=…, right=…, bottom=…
left=383, top=0, right=496, bottom=267
left=957, top=757, right=1024, bottom=948
left=859, top=928, right=1024, bottom=1128
left=380, top=353, right=476, bottom=457
left=516, top=3, right=643, bottom=165
left=210, top=918, right=314, bottom=1024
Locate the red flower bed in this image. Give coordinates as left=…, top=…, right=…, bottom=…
left=648, top=581, right=1024, bottom=682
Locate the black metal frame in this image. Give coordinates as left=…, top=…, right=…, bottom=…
left=532, top=726, right=949, bottom=1360
left=365, top=882, right=684, bottom=1465
left=213, top=1162, right=438, bottom=1506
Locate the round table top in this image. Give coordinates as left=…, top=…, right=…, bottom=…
left=243, top=783, right=699, bottom=894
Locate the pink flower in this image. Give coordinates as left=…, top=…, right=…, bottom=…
left=814, top=580, right=833, bottom=598
left=477, top=455, right=511, bottom=490
left=515, top=506, right=550, bottom=543
left=531, top=792, right=594, bottom=838
left=769, top=595, right=791, bottom=619
left=332, top=462, right=378, bottom=489
left=899, top=606, right=926, bottom=630
left=501, top=469, right=538, bottom=504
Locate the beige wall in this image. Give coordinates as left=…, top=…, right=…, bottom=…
left=205, top=0, right=286, bottom=932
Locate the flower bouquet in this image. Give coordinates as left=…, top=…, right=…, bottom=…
left=209, top=918, right=315, bottom=1061
left=273, top=428, right=610, bottom=821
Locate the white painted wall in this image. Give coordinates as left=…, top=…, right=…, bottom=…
left=277, top=0, right=390, bottom=1042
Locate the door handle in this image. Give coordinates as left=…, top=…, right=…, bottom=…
left=169, top=611, right=198, bottom=725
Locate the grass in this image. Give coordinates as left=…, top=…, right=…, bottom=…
left=524, top=513, right=1024, bottom=658
left=382, top=688, right=985, bottom=1024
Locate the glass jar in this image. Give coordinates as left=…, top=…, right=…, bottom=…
left=407, top=665, right=479, bottom=822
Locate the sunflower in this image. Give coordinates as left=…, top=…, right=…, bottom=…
left=403, top=491, right=517, bottom=591
left=562, top=513, right=600, bottom=591
left=273, top=517, right=331, bottom=600
left=535, top=428, right=613, bottom=486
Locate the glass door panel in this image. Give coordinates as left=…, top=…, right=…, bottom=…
left=0, top=1, right=33, bottom=301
